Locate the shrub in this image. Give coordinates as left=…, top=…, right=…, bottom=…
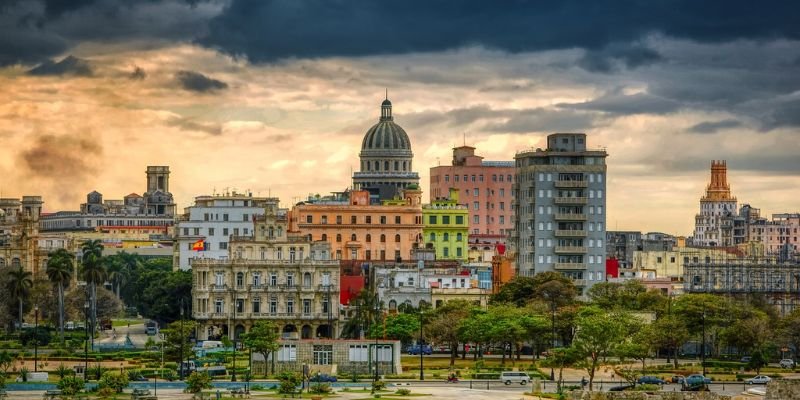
left=98, top=387, right=116, bottom=399
left=162, top=369, right=177, bottom=381
left=0, top=372, right=7, bottom=389
left=20, top=328, right=51, bottom=347
left=310, top=382, right=331, bottom=394
left=185, top=372, right=212, bottom=394
left=87, top=365, right=106, bottom=380
left=18, top=366, right=29, bottom=382
left=56, top=364, right=74, bottom=379
left=277, top=371, right=301, bottom=394
left=395, top=388, right=411, bottom=396
left=372, top=379, right=387, bottom=391
left=98, top=372, right=129, bottom=393
left=57, top=376, right=85, bottom=396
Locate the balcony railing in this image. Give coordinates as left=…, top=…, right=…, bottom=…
left=554, top=213, right=586, bottom=221
left=210, top=284, right=229, bottom=292
left=554, top=180, right=587, bottom=188
left=554, top=262, right=587, bottom=270
left=554, top=246, right=587, bottom=254
left=555, top=230, right=587, bottom=237
left=554, top=197, right=587, bottom=205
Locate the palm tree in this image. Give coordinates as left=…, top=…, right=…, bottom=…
left=81, top=239, right=106, bottom=336
left=46, top=248, right=74, bottom=343
left=7, top=266, right=33, bottom=331
left=106, top=257, right=128, bottom=301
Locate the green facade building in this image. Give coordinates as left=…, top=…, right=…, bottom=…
left=423, top=188, right=469, bottom=260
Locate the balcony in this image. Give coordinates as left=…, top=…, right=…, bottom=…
left=210, top=284, right=229, bottom=292
left=554, top=246, right=587, bottom=254
left=554, top=262, right=587, bottom=270
left=554, top=180, right=587, bottom=188
left=554, top=197, right=587, bottom=205
left=555, top=230, right=586, bottom=237
left=248, top=284, right=266, bottom=292
left=554, top=213, right=586, bottom=221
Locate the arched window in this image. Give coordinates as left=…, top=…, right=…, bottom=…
left=395, top=234, right=401, bottom=243
left=380, top=234, right=386, bottom=243
left=366, top=234, right=372, bottom=242
left=236, top=272, right=244, bottom=287
left=456, top=233, right=462, bottom=242
left=350, top=233, right=357, bottom=241
left=443, top=233, right=449, bottom=241
left=303, top=272, right=312, bottom=287
left=336, top=234, right=342, bottom=242
left=388, top=300, right=397, bottom=310
left=321, top=234, right=327, bottom=241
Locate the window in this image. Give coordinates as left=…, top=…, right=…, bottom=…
left=321, top=234, right=328, bottom=241
left=454, top=175, right=459, bottom=182
left=474, top=188, right=479, bottom=196
left=321, top=215, right=328, bottom=224
left=243, top=213, right=249, bottom=222
left=456, top=233, right=462, bottom=241
left=219, top=242, right=228, bottom=250
left=336, top=215, right=342, bottom=224
left=348, top=345, right=369, bottom=362
left=456, top=247, right=462, bottom=257
left=253, top=273, right=261, bottom=287
left=270, top=274, right=277, bottom=286
left=223, top=214, right=229, bottom=221
left=499, top=216, right=505, bottom=224
left=442, top=216, right=450, bottom=224
left=366, top=216, right=372, bottom=224
left=429, top=233, right=436, bottom=242
left=235, top=299, right=244, bottom=314
left=473, top=215, right=479, bottom=224
left=380, top=234, right=386, bottom=242
left=500, top=188, right=505, bottom=197
left=366, top=234, right=371, bottom=242
left=395, top=216, right=401, bottom=224
left=252, top=298, right=260, bottom=313
left=336, top=234, right=342, bottom=242
left=236, top=272, right=244, bottom=288
left=380, top=216, right=387, bottom=224
left=445, top=175, right=450, bottom=182
left=214, top=299, right=224, bottom=314
left=351, top=215, right=357, bottom=224
left=270, top=298, right=277, bottom=314
left=429, top=215, right=437, bottom=224
left=306, top=215, right=312, bottom=223
left=473, top=202, right=479, bottom=210
left=395, top=234, right=401, bottom=243
left=287, top=299, right=294, bottom=314
left=313, top=345, right=333, bottom=365
left=277, top=345, right=297, bottom=361
left=455, top=215, right=464, bottom=225
left=233, top=228, right=239, bottom=236
left=443, top=247, right=449, bottom=257
left=223, top=228, right=229, bottom=236
left=303, top=299, right=311, bottom=314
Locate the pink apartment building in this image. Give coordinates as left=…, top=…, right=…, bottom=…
left=429, top=146, right=514, bottom=245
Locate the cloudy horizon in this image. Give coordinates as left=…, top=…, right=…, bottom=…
left=1, top=0, right=798, bottom=236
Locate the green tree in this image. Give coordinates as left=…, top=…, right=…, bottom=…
left=0, top=351, right=13, bottom=373
left=340, top=290, right=380, bottom=339
left=81, top=239, right=106, bottom=333
left=458, top=308, right=493, bottom=360
left=616, top=325, right=655, bottom=374
left=777, top=309, right=800, bottom=360
left=57, top=376, right=85, bottom=396
left=162, top=320, right=197, bottom=361
left=46, top=248, right=74, bottom=343
left=98, top=371, right=129, bottom=393
left=490, top=273, right=577, bottom=307
left=368, top=313, right=420, bottom=345
left=241, top=320, right=280, bottom=375
left=572, top=307, right=638, bottom=390
left=484, top=305, right=529, bottom=364
left=6, top=266, right=32, bottom=330
left=105, top=256, right=129, bottom=301
left=277, top=371, right=301, bottom=394
left=748, top=348, right=768, bottom=375
left=426, top=300, right=471, bottom=367
left=720, top=310, right=770, bottom=355
left=650, top=314, right=689, bottom=368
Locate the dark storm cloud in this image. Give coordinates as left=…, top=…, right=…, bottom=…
left=0, top=0, right=219, bottom=66
left=760, top=98, right=800, bottom=131
left=558, top=93, right=681, bottom=115
left=175, top=70, right=227, bottom=92
left=577, top=43, right=662, bottom=73
left=28, top=55, right=92, bottom=76
left=688, top=119, right=743, bottom=134
left=199, top=0, right=800, bottom=63
left=399, top=105, right=596, bottom=134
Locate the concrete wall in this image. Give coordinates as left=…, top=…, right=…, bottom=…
left=765, top=379, right=800, bottom=400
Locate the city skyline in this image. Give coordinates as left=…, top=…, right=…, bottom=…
left=1, top=1, right=799, bottom=236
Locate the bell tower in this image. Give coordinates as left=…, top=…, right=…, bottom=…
left=146, top=166, right=170, bottom=193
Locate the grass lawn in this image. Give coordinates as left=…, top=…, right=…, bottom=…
left=112, top=319, right=142, bottom=327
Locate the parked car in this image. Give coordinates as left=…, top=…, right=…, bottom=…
left=637, top=376, right=665, bottom=385
left=740, top=356, right=752, bottom=363
left=779, top=359, right=795, bottom=369
left=407, top=345, right=433, bottom=355
left=499, top=371, right=531, bottom=385
left=682, top=374, right=710, bottom=392
left=746, top=375, right=771, bottom=385
left=671, top=375, right=686, bottom=384
left=310, top=373, right=337, bottom=383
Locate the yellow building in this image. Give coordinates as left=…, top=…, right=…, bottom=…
left=632, top=245, right=746, bottom=279
left=422, top=189, right=469, bottom=260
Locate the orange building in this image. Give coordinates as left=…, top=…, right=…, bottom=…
left=289, top=189, right=423, bottom=262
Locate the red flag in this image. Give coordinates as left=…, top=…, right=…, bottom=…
left=192, top=239, right=205, bottom=251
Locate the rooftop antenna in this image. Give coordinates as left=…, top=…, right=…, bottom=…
left=385, top=88, right=388, bottom=100
left=463, top=132, right=466, bottom=146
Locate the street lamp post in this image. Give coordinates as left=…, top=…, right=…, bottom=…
left=418, top=308, right=424, bottom=381
left=549, top=296, right=556, bottom=381
left=84, top=302, right=89, bottom=379
left=371, top=303, right=380, bottom=394
left=179, top=299, right=185, bottom=380
left=34, top=305, right=39, bottom=372
left=232, top=295, right=237, bottom=382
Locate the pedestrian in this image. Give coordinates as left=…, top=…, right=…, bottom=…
left=581, top=376, right=587, bottom=389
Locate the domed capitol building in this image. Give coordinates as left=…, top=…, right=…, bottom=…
left=352, top=97, right=420, bottom=202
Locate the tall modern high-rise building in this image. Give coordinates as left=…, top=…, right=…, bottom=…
left=513, top=133, right=608, bottom=294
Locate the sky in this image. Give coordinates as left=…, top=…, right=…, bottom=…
left=0, top=0, right=799, bottom=236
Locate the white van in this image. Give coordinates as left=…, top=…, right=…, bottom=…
left=499, top=371, right=531, bottom=385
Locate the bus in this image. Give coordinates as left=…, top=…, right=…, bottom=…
left=145, top=320, right=158, bottom=336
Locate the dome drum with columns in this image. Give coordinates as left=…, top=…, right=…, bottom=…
left=353, top=97, right=420, bottom=201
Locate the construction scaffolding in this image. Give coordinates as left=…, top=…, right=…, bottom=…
left=683, top=257, right=800, bottom=315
